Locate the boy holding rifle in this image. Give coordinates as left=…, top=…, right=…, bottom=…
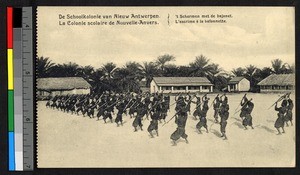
left=213, top=94, right=221, bottom=123
left=271, top=92, right=290, bottom=134
left=284, top=94, right=294, bottom=127
left=147, top=105, right=160, bottom=138
left=239, top=94, right=248, bottom=120
left=132, top=101, right=146, bottom=132
left=115, top=99, right=126, bottom=127
left=170, top=98, right=189, bottom=146
left=219, top=94, right=229, bottom=140
left=274, top=100, right=287, bottom=135
left=192, top=94, right=201, bottom=120
left=196, top=94, right=210, bottom=133
left=242, top=98, right=254, bottom=130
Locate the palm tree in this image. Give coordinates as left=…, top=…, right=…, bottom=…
left=162, top=64, right=178, bottom=76
left=155, top=54, right=175, bottom=71
left=244, top=65, right=258, bottom=91
left=245, top=65, right=257, bottom=77
left=124, top=61, right=143, bottom=81
left=213, top=75, right=229, bottom=92
left=89, top=68, right=105, bottom=93
left=206, top=63, right=222, bottom=81
left=102, top=62, right=118, bottom=80
left=37, top=56, right=55, bottom=78
left=271, top=59, right=283, bottom=74
left=208, top=63, right=222, bottom=75
left=231, top=67, right=245, bottom=77
left=48, top=62, right=79, bottom=77
left=141, top=62, right=159, bottom=87
left=281, top=63, right=294, bottom=74
left=288, top=63, right=295, bottom=73
left=177, top=66, right=192, bottom=77
left=114, top=68, right=139, bottom=92
left=61, top=62, right=80, bottom=77
left=189, top=55, right=215, bottom=77
left=260, top=67, right=273, bottom=79
left=78, top=65, right=95, bottom=81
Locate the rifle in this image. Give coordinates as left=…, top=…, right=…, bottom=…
left=128, top=100, right=138, bottom=109
left=62, top=95, right=73, bottom=105
left=235, top=94, right=247, bottom=112
left=90, top=98, right=105, bottom=109
left=73, top=95, right=90, bottom=108
left=134, top=97, right=146, bottom=108
left=162, top=111, right=180, bottom=127
left=192, top=102, right=202, bottom=113
left=87, top=93, right=105, bottom=109
left=103, top=100, right=119, bottom=110
left=97, top=101, right=108, bottom=109
left=202, top=93, right=209, bottom=98
left=234, top=98, right=252, bottom=115
left=170, top=93, right=181, bottom=106
left=169, top=100, right=178, bottom=107
left=147, top=100, right=164, bottom=114
left=209, top=94, right=219, bottom=108
left=268, top=92, right=291, bottom=109
left=121, top=98, right=133, bottom=113
left=220, top=93, right=226, bottom=98
left=116, top=99, right=131, bottom=115
left=163, top=95, right=196, bottom=127
left=170, top=95, right=183, bottom=107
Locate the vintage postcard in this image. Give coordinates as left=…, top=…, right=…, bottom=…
left=36, top=7, right=295, bottom=167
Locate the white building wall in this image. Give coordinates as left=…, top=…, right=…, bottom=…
left=150, top=79, right=213, bottom=93
left=238, top=78, right=250, bottom=91
left=150, top=80, right=159, bottom=94
left=50, top=88, right=90, bottom=96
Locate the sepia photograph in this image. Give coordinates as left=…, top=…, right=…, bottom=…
left=36, top=7, right=295, bottom=167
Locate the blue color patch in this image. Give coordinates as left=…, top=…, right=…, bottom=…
left=8, top=132, right=15, bottom=171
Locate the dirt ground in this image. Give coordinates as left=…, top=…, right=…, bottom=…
left=37, top=93, right=295, bottom=167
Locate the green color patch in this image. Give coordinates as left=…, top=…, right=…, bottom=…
left=8, top=90, right=14, bottom=131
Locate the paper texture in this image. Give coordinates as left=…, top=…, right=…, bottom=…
left=36, top=7, right=295, bottom=167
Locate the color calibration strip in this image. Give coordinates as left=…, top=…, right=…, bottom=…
left=7, top=7, right=34, bottom=171
left=7, top=7, right=15, bottom=171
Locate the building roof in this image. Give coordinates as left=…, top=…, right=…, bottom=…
left=228, top=77, right=247, bottom=84
left=152, top=77, right=212, bottom=86
left=257, top=74, right=295, bottom=86
left=37, top=77, right=91, bottom=90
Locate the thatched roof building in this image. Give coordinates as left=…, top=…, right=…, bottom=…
left=37, top=77, right=91, bottom=99
left=257, top=74, right=295, bottom=92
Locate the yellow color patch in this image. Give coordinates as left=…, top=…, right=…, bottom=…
left=7, top=49, right=13, bottom=90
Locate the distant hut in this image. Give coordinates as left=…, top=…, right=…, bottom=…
left=227, top=77, right=250, bottom=92
left=37, top=77, right=91, bottom=99
left=150, top=77, right=213, bottom=94
left=257, top=74, right=295, bottom=92
left=139, top=79, right=150, bottom=93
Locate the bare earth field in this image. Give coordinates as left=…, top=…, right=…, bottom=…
left=37, top=93, right=295, bottom=167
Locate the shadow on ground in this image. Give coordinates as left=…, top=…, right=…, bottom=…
left=210, top=129, right=222, bottom=137
left=257, top=125, right=277, bottom=133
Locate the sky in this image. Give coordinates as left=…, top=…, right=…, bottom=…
left=37, top=7, right=295, bottom=72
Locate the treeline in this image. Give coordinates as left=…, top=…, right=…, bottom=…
left=37, top=54, right=294, bottom=93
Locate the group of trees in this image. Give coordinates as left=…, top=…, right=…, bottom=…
left=231, top=59, right=295, bottom=91
left=37, top=55, right=295, bottom=93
